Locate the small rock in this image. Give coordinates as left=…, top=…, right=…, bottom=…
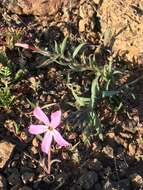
left=79, top=3, right=94, bottom=18
left=106, top=132, right=115, bottom=139
left=20, top=131, right=31, bottom=143
left=32, top=138, right=39, bottom=147
left=21, top=171, right=35, bottom=184
left=102, top=145, right=114, bottom=158
left=8, top=170, right=21, bottom=185
left=78, top=171, right=98, bottom=189
left=0, top=174, right=7, bottom=190
left=0, top=140, right=15, bottom=169
left=79, top=18, right=89, bottom=32
left=31, top=146, right=38, bottom=155
left=115, top=136, right=128, bottom=149
left=4, top=119, right=15, bottom=133
left=128, top=144, right=136, bottom=156
left=29, top=77, right=37, bottom=91
left=119, top=132, right=132, bottom=139
left=130, top=173, right=143, bottom=188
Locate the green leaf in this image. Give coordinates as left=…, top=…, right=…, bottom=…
left=60, top=36, right=68, bottom=55
left=67, top=84, right=90, bottom=107
left=91, top=76, right=100, bottom=108
left=26, top=98, right=36, bottom=109
left=14, top=69, right=26, bottom=82
left=13, top=121, right=21, bottom=134
left=72, top=43, right=85, bottom=59
left=102, top=90, right=119, bottom=97
left=113, top=70, right=122, bottom=75
left=115, top=102, right=123, bottom=112
left=54, top=41, right=60, bottom=54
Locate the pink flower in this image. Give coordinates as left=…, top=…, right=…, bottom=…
left=15, top=42, right=30, bottom=49
left=29, top=107, right=69, bottom=154
left=15, top=42, right=39, bottom=51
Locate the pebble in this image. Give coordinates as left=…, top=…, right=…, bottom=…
left=130, top=173, right=143, bottom=188
left=106, top=132, right=115, bottom=139
left=128, top=143, right=136, bottom=156
left=32, top=138, right=39, bottom=147
left=29, top=77, right=37, bottom=91
left=119, top=132, right=132, bottom=139
left=0, top=140, right=15, bottom=169
left=79, top=18, right=89, bottom=32
left=79, top=3, right=94, bottom=18
left=31, top=146, right=39, bottom=155
left=102, top=145, right=114, bottom=158
left=20, top=131, right=31, bottom=143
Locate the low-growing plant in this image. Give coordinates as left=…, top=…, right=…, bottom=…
left=0, top=52, right=27, bottom=109
left=14, top=39, right=126, bottom=146
left=0, top=82, right=15, bottom=109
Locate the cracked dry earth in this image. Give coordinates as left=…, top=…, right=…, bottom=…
left=0, top=0, right=143, bottom=190
left=99, top=0, right=143, bottom=63
left=2, top=0, right=143, bottom=62
left=3, top=0, right=71, bottom=16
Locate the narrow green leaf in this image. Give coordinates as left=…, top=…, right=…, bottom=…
left=102, top=90, right=119, bottom=97
left=26, top=98, right=36, bottom=109
left=72, top=43, right=85, bottom=59
left=91, top=76, right=100, bottom=108
left=60, top=36, right=68, bottom=55
left=54, top=41, right=59, bottom=54
left=113, top=70, right=122, bottom=75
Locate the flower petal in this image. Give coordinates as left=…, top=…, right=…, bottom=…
left=28, top=125, right=47, bottom=135
left=53, top=129, right=69, bottom=147
left=41, top=131, right=52, bottom=154
left=33, top=107, right=49, bottom=125
left=50, top=110, right=61, bottom=128
left=15, top=42, right=30, bottom=49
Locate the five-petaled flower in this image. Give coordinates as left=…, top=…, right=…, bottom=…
left=29, top=107, right=69, bottom=154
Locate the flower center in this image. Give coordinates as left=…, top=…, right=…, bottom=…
left=48, top=125, right=53, bottom=131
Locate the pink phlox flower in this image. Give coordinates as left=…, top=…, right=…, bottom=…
left=29, top=107, right=69, bottom=154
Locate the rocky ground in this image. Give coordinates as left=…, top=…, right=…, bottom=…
left=0, top=0, right=143, bottom=189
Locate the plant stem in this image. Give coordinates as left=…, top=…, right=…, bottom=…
left=48, top=148, right=51, bottom=174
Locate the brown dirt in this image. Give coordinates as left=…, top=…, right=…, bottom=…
left=99, top=0, right=143, bottom=63
left=3, top=0, right=76, bottom=16
left=0, top=1, right=143, bottom=189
